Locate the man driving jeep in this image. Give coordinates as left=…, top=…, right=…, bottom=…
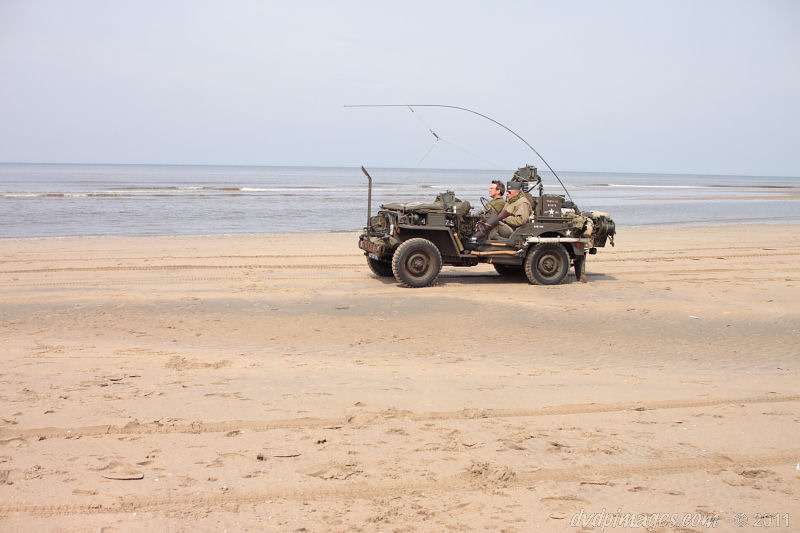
left=473, top=179, right=533, bottom=240
left=479, top=180, right=505, bottom=217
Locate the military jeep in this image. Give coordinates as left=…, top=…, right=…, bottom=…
left=358, top=165, right=615, bottom=288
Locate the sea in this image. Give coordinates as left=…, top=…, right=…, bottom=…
left=1, top=163, right=798, bottom=239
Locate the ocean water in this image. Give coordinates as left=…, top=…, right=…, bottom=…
left=0, top=163, right=798, bottom=239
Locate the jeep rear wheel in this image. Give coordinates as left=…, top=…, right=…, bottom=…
left=493, top=263, right=524, bottom=276
left=525, top=243, right=569, bottom=285
left=366, top=256, right=394, bottom=277
left=392, top=238, right=442, bottom=288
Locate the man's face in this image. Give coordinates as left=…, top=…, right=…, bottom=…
left=507, top=189, right=520, bottom=199
left=489, top=184, right=501, bottom=198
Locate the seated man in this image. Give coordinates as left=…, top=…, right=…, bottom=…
left=479, top=180, right=505, bottom=217
left=473, top=180, right=533, bottom=240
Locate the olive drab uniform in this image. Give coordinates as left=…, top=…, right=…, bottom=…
left=495, top=193, right=533, bottom=238
left=480, top=197, right=505, bottom=218
left=503, top=193, right=532, bottom=227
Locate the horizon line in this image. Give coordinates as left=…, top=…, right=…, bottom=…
left=0, top=161, right=797, bottom=180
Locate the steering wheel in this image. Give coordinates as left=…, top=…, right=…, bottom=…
left=479, top=197, right=489, bottom=209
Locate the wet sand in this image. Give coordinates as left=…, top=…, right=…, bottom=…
left=0, top=225, right=798, bottom=531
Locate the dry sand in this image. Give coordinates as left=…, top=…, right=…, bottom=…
left=0, top=224, right=798, bottom=532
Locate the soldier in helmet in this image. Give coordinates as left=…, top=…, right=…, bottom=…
left=479, top=180, right=505, bottom=217
left=473, top=179, right=533, bottom=240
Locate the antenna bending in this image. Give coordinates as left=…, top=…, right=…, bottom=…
left=344, top=103, right=571, bottom=201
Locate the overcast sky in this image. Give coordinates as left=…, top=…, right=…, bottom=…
left=1, top=0, right=798, bottom=175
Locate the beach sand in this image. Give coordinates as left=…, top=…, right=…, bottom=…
left=0, top=225, right=798, bottom=531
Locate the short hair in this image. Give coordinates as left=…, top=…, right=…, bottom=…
left=492, top=180, right=505, bottom=195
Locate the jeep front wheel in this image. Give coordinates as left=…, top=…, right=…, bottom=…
left=366, top=256, right=394, bottom=277
left=524, top=243, right=569, bottom=285
left=392, top=238, right=442, bottom=288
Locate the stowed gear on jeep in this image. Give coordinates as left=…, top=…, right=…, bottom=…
left=358, top=165, right=615, bottom=288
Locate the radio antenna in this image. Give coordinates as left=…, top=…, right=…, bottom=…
left=344, top=103, right=572, bottom=201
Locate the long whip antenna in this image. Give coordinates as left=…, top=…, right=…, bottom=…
left=345, top=103, right=572, bottom=201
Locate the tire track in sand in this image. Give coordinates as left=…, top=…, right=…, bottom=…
left=2, top=247, right=798, bottom=275
left=0, top=449, right=796, bottom=517
left=2, top=394, right=796, bottom=440
left=0, top=263, right=363, bottom=275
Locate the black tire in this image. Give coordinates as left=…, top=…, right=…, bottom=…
left=493, top=263, right=524, bottom=276
left=573, top=255, right=586, bottom=283
left=524, top=244, right=569, bottom=285
left=366, top=256, right=394, bottom=277
left=392, top=238, right=442, bottom=288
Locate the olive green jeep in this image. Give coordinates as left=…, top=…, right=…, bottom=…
left=358, top=165, right=615, bottom=288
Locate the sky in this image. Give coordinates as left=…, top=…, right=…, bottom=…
left=1, top=0, right=798, bottom=176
